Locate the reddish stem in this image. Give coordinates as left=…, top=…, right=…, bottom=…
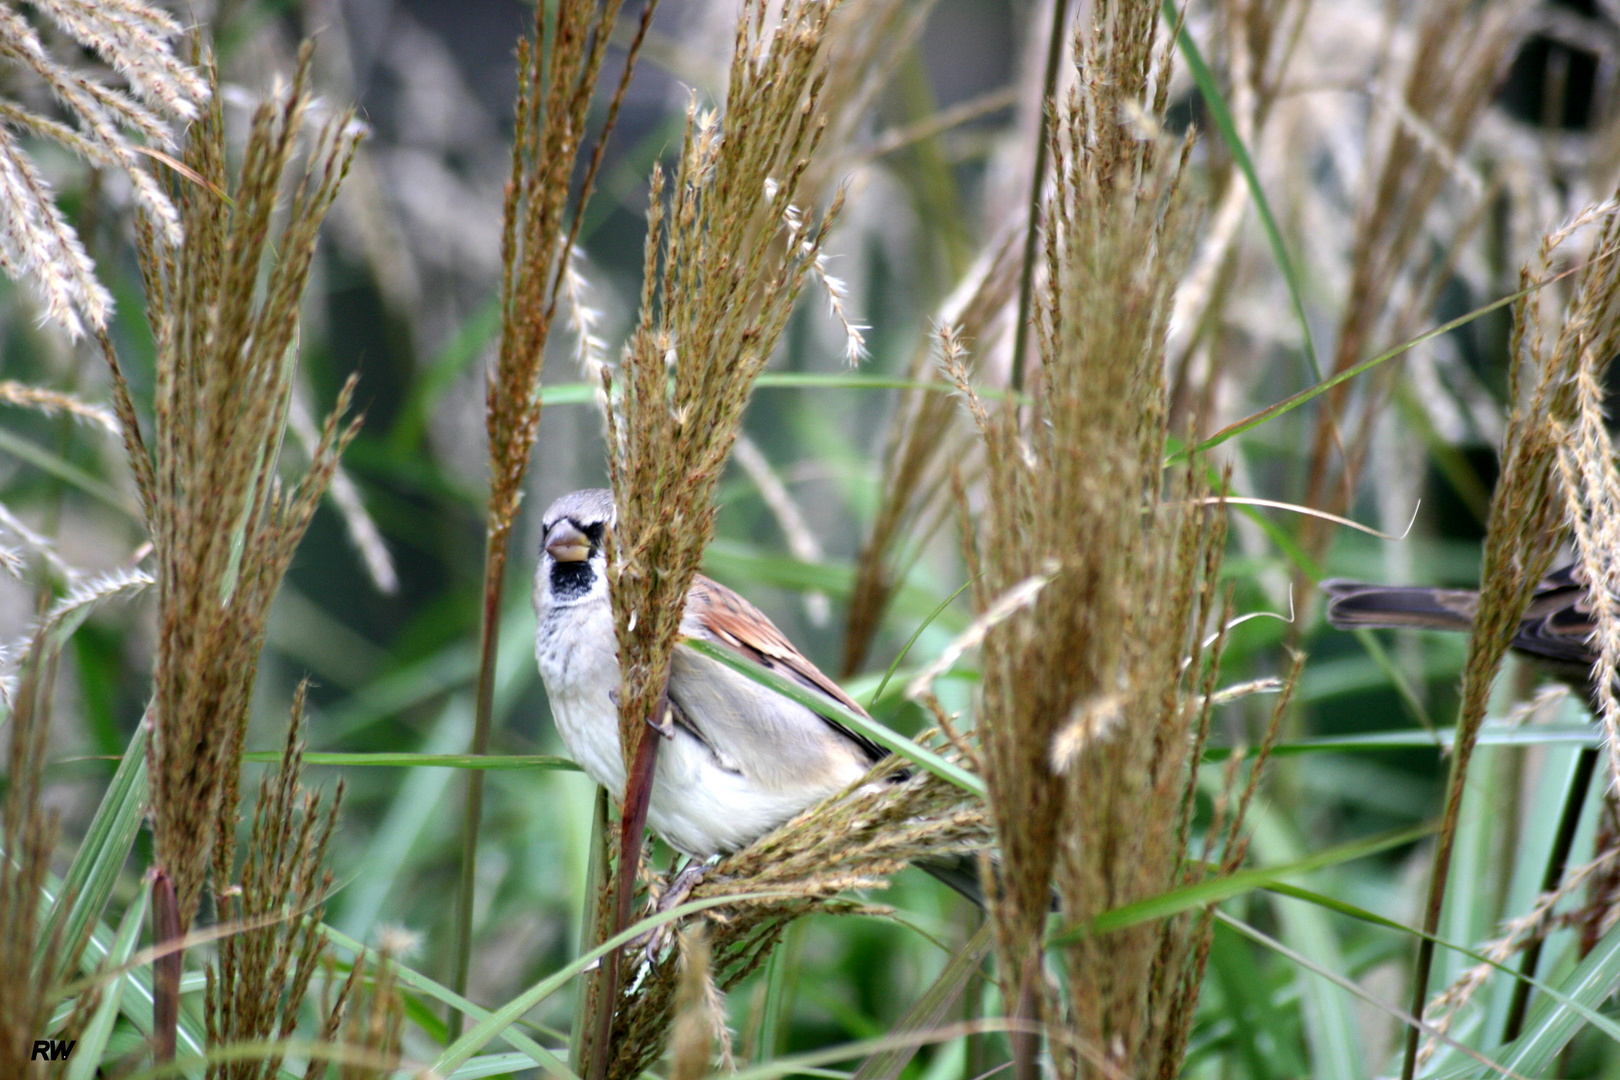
left=587, top=690, right=667, bottom=1080
left=151, top=868, right=181, bottom=1065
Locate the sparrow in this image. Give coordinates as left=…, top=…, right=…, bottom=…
left=532, top=488, right=892, bottom=862
left=1320, top=563, right=1600, bottom=703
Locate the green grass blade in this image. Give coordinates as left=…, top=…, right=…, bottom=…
left=1047, top=821, right=1434, bottom=945
left=444, top=1052, right=542, bottom=1079
left=1260, top=882, right=1620, bottom=1050
left=332, top=699, right=471, bottom=936
left=1205, top=722, right=1598, bottom=760
left=1483, top=740, right=1591, bottom=1040
left=1430, top=916, right=1620, bottom=1079
left=73, top=894, right=206, bottom=1076
left=1170, top=286, right=1530, bottom=464
left=867, top=578, right=975, bottom=710
left=528, top=372, right=1027, bottom=408
left=1207, top=921, right=1302, bottom=1080
left=0, top=426, right=137, bottom=515
left=65, top=880, right=148, bottom=1080
left=1216, top=911, right=1516, bottom=1079
left=751, top=921, right=797, bottom=1063
left=37, top=719, right=149, bottom=984
left=1247, top=804, right=1365, bottom=1080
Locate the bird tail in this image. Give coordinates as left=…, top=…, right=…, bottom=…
left=915, top=854, right=986, bottom=907
left=1320, top=579, right=1477, bottom=633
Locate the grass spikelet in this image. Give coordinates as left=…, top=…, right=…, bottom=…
left=24, top=564, right=153, bottom=647
left=136, top=43, right=362, bottom=940
left=1421, top=843, right=1620, bottom=1064
left=0, top=0, right=205, bottom=337
left=1396, top=189, right=1620, bottom=1080
left=27, top=0, right=209, bottom=122
left=0, top=119, right=113, bottom=338
left=668, top=929, right=727, bottom=1080
left=287, top=395, right=396, bottom=595
left=206, top=682, right=344, bottom=1080
left=328, top=948, right=405, bottom=1080
left=485, top=0, right=637, bottom=546
left=0, top=501, right=76, bottom=582
left=453, top=0, right=655, bottom=1029
left=0, top=380, right=121, bottom=433
left=1548, top=202, right=1620, bottom=786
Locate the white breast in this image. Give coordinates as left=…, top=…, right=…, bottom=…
left=534, top=593, right=859, bottom=858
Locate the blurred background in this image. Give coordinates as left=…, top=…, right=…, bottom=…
left=5, top=0, right=1620, bottom=1072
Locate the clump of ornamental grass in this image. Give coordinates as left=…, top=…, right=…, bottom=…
left=453, top=0, right=655, bottom=1023
left=129, top=43, right=362, bottom=934
left=601, top=752, right=991, bottom=1079
left=205, top=683, right=350, bottom=1080
left=1399, top=186, right=1620, bottom=1078
left=1300, top=0, right=1529, bottom=545
left=85, top=43, right=364, bottom=1060
left=0, top=0, right=206, bottom=340
left=586, top=2, right=847, bottom=1068
left=941, top=3, right=1285, bottom=1075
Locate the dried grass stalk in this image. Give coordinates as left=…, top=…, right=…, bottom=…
left=139, top=45, right=362, bottom=932
left=457, top=0, right=653, bottom=1027
left=605, top=0, right=842, bottom=833
left=1548, top=202, right=1620, bottom=786
left=0, top=0, right=206, bottom=338
left=667, top=930, right=728, bottom=1080
left=1398, top=190, right=1620, bottom=1079
left=0, top=380, right=120, bottom=432
left=328, top=949, right=404, bottom=1080
left=297, top=938, right=407, bottom=1080
left=946, top=3, right=1262, bottom=1075
left=0, top=633, right=99, bottom=1078
left=589, top=11, right=847, bottom=1058
left=487, top=0, right=637, bottom=544
left=206, top=683, right=344, bottom=1080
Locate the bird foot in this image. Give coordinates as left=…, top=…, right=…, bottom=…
left=639, top=862, right=712, bottom=962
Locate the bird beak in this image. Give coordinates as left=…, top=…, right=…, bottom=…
left=545, top=520, right=591, bottom=563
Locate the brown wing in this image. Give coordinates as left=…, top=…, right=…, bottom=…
left=683, top=574, right=889, bottom=765
left=1322, top=564, right=1597, bottom=673
left=1514, top=563, right=1595, bottom=668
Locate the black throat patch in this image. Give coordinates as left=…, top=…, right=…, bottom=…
left=550, top=558, right=597, bottom=602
